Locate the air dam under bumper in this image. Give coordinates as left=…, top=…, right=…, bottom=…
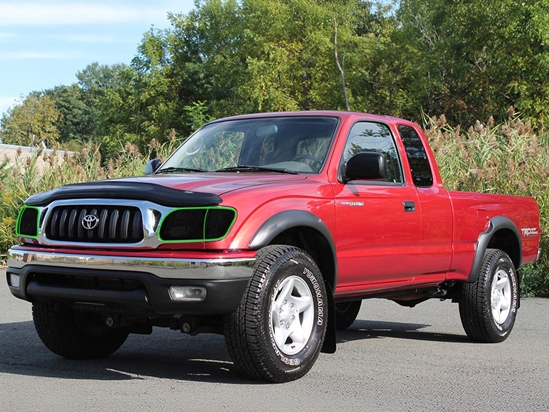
left=7, top=248, right=256, bottom=316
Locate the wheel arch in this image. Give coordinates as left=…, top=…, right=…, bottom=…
left=248, top=210, right=337, bottom=292
left=467, top=216, right=522, bottom=283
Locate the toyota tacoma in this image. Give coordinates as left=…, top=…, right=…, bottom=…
left=6, top=111, right=541, bottom=382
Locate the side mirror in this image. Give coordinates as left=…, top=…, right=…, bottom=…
left=343, top=152, right=386, bottom=183
left=145, top=158, right=162, bottom=175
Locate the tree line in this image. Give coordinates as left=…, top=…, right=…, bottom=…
left=1, top=0, right=549, bottom=156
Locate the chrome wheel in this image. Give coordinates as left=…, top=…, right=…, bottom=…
left=270, top=275, right=314, bottom=355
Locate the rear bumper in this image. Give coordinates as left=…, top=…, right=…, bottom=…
left=7, top=248, right=256, bottom=316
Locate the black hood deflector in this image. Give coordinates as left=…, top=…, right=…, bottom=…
left=25, top=181, right=222, bottom=207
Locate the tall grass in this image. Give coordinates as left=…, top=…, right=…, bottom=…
left=425, top=112, right=549, bottom=296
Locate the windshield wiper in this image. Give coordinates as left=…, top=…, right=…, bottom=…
left=156, top=166, right=207, bottom=174
left=215, top=165, right=298, bottom=174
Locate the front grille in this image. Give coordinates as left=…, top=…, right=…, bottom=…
left=45, top=205, right=143, bottom=243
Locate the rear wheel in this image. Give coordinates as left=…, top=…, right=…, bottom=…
left=224, top=245, right=327, bottom=382
left=33, top=301, right=129, bottom=359
left=459, top=249, right=519, bottom=343
left=334, top=300, right=362, bottom=330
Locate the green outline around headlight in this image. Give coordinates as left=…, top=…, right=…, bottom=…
left=16, top=205, right=41, bottom=238
left=158, top=206, right=237, bottom=243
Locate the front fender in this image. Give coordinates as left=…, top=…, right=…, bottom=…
left=248, top=210, right=337, bottom=286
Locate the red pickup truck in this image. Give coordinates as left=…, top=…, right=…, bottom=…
left=7, top=111, right=541, bottom=382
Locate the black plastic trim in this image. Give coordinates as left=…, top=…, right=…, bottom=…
left=24, top=181, right=222, bottom=208
left=7, top=265, right=249, bottom=316
left=248, top=211, right=331, bottom=249
left=248, top=210, right=337, bottom=286
left=467, top=216, right=522, bottom=283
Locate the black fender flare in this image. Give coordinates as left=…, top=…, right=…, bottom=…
left=467, top=216, right=522, bottom=283
left=248, top=210, right=336, bottom=266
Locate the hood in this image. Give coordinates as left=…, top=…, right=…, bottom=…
left=25, top=173, right=307, bottom=207
left=130, top=173, right=308, bottom=196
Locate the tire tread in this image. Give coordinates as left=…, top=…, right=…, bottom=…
left=33, top=301, right=129, bottom=359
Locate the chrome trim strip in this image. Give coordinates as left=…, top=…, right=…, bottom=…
left=8, top=249, right=256, bottom=280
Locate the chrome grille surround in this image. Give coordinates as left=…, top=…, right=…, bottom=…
left=25, top=199, right=178, bottom=249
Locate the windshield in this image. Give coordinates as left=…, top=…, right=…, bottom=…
left=160, top=116, right=339, bottom=174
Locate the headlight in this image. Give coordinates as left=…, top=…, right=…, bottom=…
left=159, top=207, right=236, bottom=242
left=16, top=206, right=41, bottom=238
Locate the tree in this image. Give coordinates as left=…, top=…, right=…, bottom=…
left=44, top=84, right=96, bottom=149
left=0, top=94, right=61, bottom=147
left=93, top=0, right=403, bottom=154
left=397, top=0, right=549, bottom=124
left=342, top=1, right=416, bottom=117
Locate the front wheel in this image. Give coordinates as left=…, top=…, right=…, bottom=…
left=33, top=301, right=129, bottom=359
left=224, top=245, right=327, bottom=382
left=459, top=249, right=519, bottom=343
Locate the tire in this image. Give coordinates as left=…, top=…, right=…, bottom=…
left=224, top=245, right=327, bottom=382
left=334, top=300, right=362, bottom=330
left=459, top=249, right=519, bottom=343
left=32, top=301, right=129, bottom=359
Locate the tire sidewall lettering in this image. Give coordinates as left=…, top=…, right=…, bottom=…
left=263, top=257, right=325, bottom=371
left=303, top=266, right=324, bottom=326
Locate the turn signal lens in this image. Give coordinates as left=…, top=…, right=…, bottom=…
left=9, top=274, right=20, bottom=288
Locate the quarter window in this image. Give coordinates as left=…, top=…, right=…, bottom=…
left=398, top=125, right=433, bottom=187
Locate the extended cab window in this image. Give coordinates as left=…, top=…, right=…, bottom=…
left=398, top=125, right=433, bottom=187
left=342, top=122, right=403, bottom=184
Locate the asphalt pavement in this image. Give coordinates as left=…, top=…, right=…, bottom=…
left=1, top=269, right=548, bottom=411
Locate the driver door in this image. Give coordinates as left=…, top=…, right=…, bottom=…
left=334, top=121, right=422, bottom=296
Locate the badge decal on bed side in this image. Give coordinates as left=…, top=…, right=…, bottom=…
left=521, top=228, right=539, bottom=237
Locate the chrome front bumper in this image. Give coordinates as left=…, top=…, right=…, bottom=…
left=6, top=248, right=257, bottom=315
left=7, top=248, right=256, bottom=280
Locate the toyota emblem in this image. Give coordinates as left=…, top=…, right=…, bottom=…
left=82, top=214, right=99, bottom=230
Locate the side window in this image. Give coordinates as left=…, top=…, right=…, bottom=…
left=342, top=122, right=403, bottom=184
left=398, top=125, right=433, bottom=187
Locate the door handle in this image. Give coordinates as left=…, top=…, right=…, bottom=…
left=403, top=201, right=416, bottom=212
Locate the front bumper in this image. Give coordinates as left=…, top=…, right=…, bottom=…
left=7, top=248, right=256, bottom=316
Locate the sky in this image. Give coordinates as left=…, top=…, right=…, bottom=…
left=0, top=0, right=196, bottom=116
